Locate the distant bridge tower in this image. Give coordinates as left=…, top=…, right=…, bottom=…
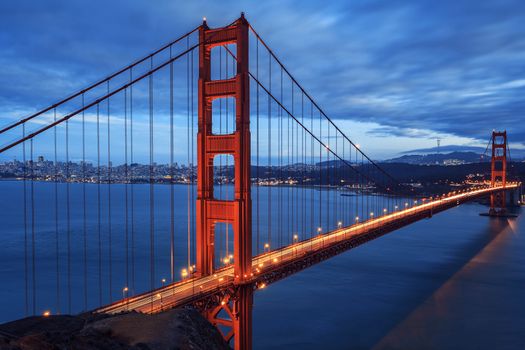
left=489, top=130, right=507, bottom=215
left=196, top=14, right=253, bottom=350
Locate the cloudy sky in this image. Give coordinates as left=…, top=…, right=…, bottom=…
left=1, top=0, right=524, bottom=160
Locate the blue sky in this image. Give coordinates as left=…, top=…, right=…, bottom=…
left=1, top=0, right=524, bottom=161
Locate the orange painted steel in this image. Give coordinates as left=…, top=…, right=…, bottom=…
left=490, top=131, right=507, bottom=215
left=196, top=14, right=252, bottom=349
left=196, top=14, right=252, bottom=284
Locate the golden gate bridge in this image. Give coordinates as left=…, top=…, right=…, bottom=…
left=0, top=14, right=520, bottom=350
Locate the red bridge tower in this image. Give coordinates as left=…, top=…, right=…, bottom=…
left=196, top=14, right=253, bottom=349
left=490, top=130, right=507, bottom=216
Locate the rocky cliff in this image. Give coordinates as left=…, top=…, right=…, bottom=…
left=0, top=308, right=230, bottom=350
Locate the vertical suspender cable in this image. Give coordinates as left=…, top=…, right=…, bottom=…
left=301, top=92, right=306, bottom=240
left=186, top=36, right=191, bottom=270
left=23, top=126, right=28, bottom=316
left=82, top=94, right=87, bottom=310
left=319, top=111, right=322, bottom=232
left=287, top=73, right=291, bottom=245
left=354, top=145, right=357, bottom=223
left=53, top=110, right=60, bottom=314
left=256, top=39, right=260, bottom=256
left=295, top=87, right=299, bottom=239
left=124, top=86, right=129, bottom=290
left=340, top=133, right=343, bottom=226
left=287, top=82, right=296, bottom=241
left=169, top=46, right=175, bottom=281
left=149, top=57, right=155, bottom=305
left=130, top=68, right=135, bottom=294
left=191, top=46, right=196, bottom=271
left=66, top=118, right=71, bottom=313
left=361, top=153, right=364, bottom=221
left=30, top=138, right=36, bottom=315
left=107, top=81, right=112, bottom=303
left=278, top=66, right=282, bottom=251
left=97, top=103, right=102, bottom=305
left=326, top=122, right=330, bottom=230
left=267, top=52, right=272, bottom=249
left=310, top=103, right=314, bottom=249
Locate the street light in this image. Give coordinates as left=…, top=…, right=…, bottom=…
left=264, top=243, right=270, bottom=252
left=317, top=227, right=322, bottom=234
left=181, top=268, right=188, bottom=279
left=383, top=208, right=387, bottom=215
left=337, top=221, right=342, bottom=228
left=293, top=234, right=299, bottom=243
left=355, top=216, right=359, bottom=223
left=161, top=278, right=166, bottom=287
left=156, top=293, right=163, bottom=309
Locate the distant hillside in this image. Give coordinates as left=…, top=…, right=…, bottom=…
left=385, top=151, right=485, bottom=165
left=402, top=145, right=486, bottom=154
left=401, top=145, right=525, bottom=160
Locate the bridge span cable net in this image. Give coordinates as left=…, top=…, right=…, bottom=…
left=0, top=16, right=475, bottom=323
left=0, top=23, right=218, bottom=319
left=238, top=25, right=415, bottom=257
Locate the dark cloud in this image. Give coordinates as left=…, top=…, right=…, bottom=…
left=1, top=0, right=524, bottom=151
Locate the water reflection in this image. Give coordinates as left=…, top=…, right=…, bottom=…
left=372, top=213, right=522, bottom=350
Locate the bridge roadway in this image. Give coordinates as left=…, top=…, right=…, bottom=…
left=97, top=184, right=519, bottom=315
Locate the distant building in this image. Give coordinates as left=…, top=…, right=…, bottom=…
left=443, top=159, right=465, bottom=166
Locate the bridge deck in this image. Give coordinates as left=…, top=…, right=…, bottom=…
left=97, top=184, right=518, bottom=315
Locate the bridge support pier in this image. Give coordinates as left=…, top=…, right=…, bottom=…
left=205, top=284, right=253, bottom=350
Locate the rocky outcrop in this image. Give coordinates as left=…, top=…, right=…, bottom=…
left=0, top=308, right=230, bottom=350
